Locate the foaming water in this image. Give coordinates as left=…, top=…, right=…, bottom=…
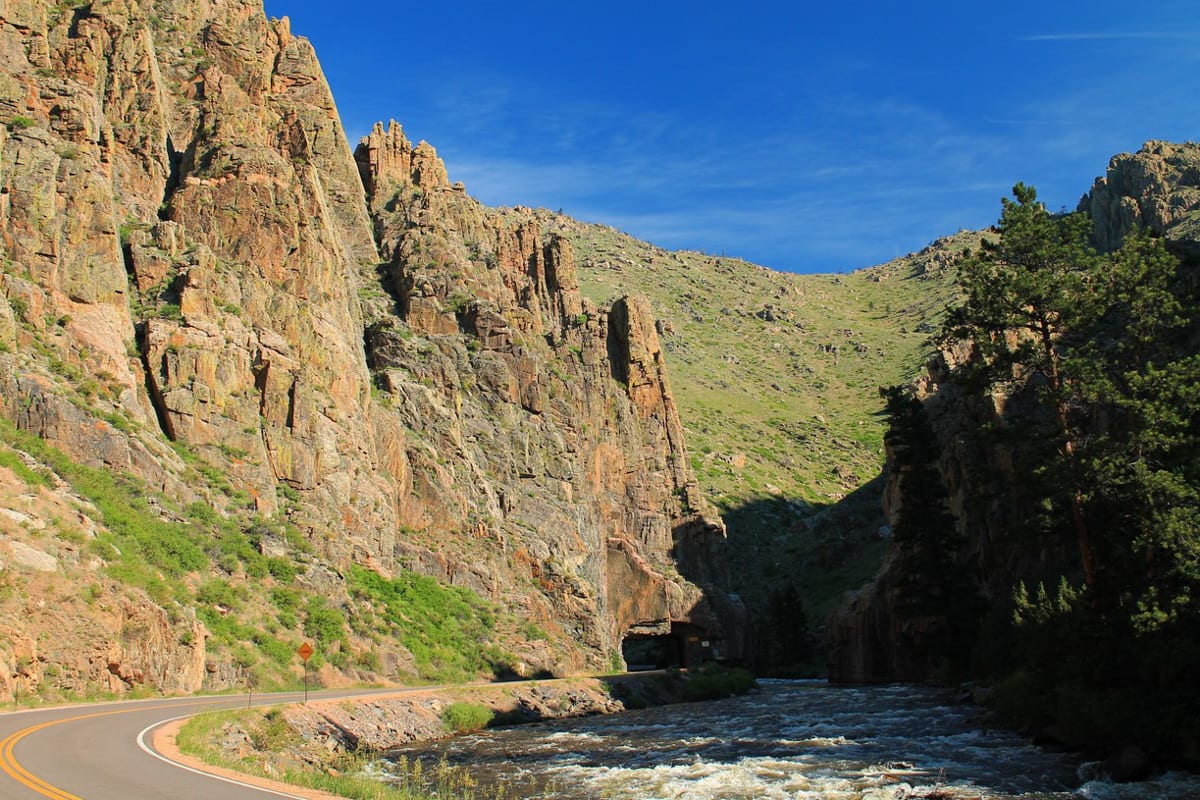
left=378, top=681, right=1200, bottom=799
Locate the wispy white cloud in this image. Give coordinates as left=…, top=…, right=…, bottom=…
left=1023, top=31, right=1200, bottom=41
left=273, top=0, right=1200, bottom=274
left=364, top=17, right=1200, bottom=275
left=442, top=88, right=1042, bottom=272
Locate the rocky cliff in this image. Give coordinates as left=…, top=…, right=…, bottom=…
left=826, top=343, right=1063, bottom=682
left=827, top=141, right=1200, bottom=684
left=352, top=120, right=743, bottom=666
left=0, top=0, right=740, bottom=700
left=1082, top=139, right=1200, bottom=257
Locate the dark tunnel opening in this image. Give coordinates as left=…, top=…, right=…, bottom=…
left=622, top=633, right=682, bottom=671
left=621, top=622, right=721, bottom=670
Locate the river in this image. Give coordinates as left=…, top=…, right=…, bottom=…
left=377, top=681, right=1200, bottom=799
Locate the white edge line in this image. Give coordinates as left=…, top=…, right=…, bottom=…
left=136, top=714, right=307, bottom=800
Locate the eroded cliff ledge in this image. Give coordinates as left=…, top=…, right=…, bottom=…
left=0, top=0, right=741, bottom=697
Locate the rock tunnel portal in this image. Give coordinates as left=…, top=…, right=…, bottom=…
left=621, top=622, right=718, bottom=670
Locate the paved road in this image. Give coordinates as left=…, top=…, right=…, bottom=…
left=0, top=689, right=393, bottom=799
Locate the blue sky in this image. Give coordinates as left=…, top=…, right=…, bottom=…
left=262, top=1, right=1200, bottom=273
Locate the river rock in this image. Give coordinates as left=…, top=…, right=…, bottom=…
left=1103, top=743, right=1151, bottom=782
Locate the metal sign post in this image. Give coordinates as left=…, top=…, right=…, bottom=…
left=298, top=642, right=314, bottom=704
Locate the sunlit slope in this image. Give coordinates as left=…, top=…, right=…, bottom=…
left=555, top=215, right=975, bottom=510
left=547, top=212, right=979, bottom=626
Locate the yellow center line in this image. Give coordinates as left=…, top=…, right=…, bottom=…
left=0, top=699, right=218, bottom=800
left=0, top=690, right=319, bottom=796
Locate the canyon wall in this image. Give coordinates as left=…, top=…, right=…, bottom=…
left=0, top=0, right=741, bottom=696
left=827, top=141, right=1200, bottom=683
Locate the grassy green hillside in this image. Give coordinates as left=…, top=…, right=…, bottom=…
left=0, top=416, right=537, bottom=701
left=546, top=211, right=978, bottom=648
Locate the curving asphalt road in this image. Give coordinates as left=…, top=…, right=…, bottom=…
left=0, top=688, right=397, bottom=799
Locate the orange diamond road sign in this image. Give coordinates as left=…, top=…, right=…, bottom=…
left=298, top=642, right=314, bottom=662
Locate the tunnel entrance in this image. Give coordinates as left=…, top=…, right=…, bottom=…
left=621, top=622, right=719, bottom=670
left=621, top=633, right=682, bottom=671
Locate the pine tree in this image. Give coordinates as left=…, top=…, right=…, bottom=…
left=942, top=183, right=1101, bottom=587
left=941, top=184, right=1200, bottom=764
left=882, top=387, right=980, bottom=677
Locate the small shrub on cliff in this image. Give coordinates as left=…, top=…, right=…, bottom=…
left=271, top=586, right=300, bottom=610
left=442, top=702, right=493, bottom=733
left=355, top=648, right=382, bottom=672
left=255, top=635, right=296, bottom=668
left=266, top=556, right=298, bottom=582
left=303, top=596, right=348, bottom=644
left=444, top=292, right=472, bottom=315
left=6, top=295, right=28, bottom=321
left=196, top=578, right=244, bottom=609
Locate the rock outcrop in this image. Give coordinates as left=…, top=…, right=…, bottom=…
left=1081, top=140, right=1200, bottom=257
left=0, top=462, right=208, bottom=698
left=826, top=345, right=1057, bottom=682
left=353, top=121, right=743, bottom=668
left=0, top=0, right=740, bottom=697
left=829, top=140, right=1200, bottom=684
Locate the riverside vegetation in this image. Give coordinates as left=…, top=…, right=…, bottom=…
left=943, top=184, right=1200, bottom=768
left=173, top=670, right=755, bottom=798
left=176, top=706, right=499, bottom=800
left=831, top=170, right=1200, bottom=771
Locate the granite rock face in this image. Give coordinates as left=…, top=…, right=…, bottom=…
left=355, top=121, right=743, bottom=669
left=1081, top=140, right=1200, bottom=257
left=0, top=0, right=740, bottom=696
left=826, top=345, right=1035, bottom=683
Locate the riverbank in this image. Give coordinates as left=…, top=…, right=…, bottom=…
left=164, top=672, right=695, bottom=798
left=379, top=681, right=1200, bottom=800
left=283, top=673, right=688, bottom=755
